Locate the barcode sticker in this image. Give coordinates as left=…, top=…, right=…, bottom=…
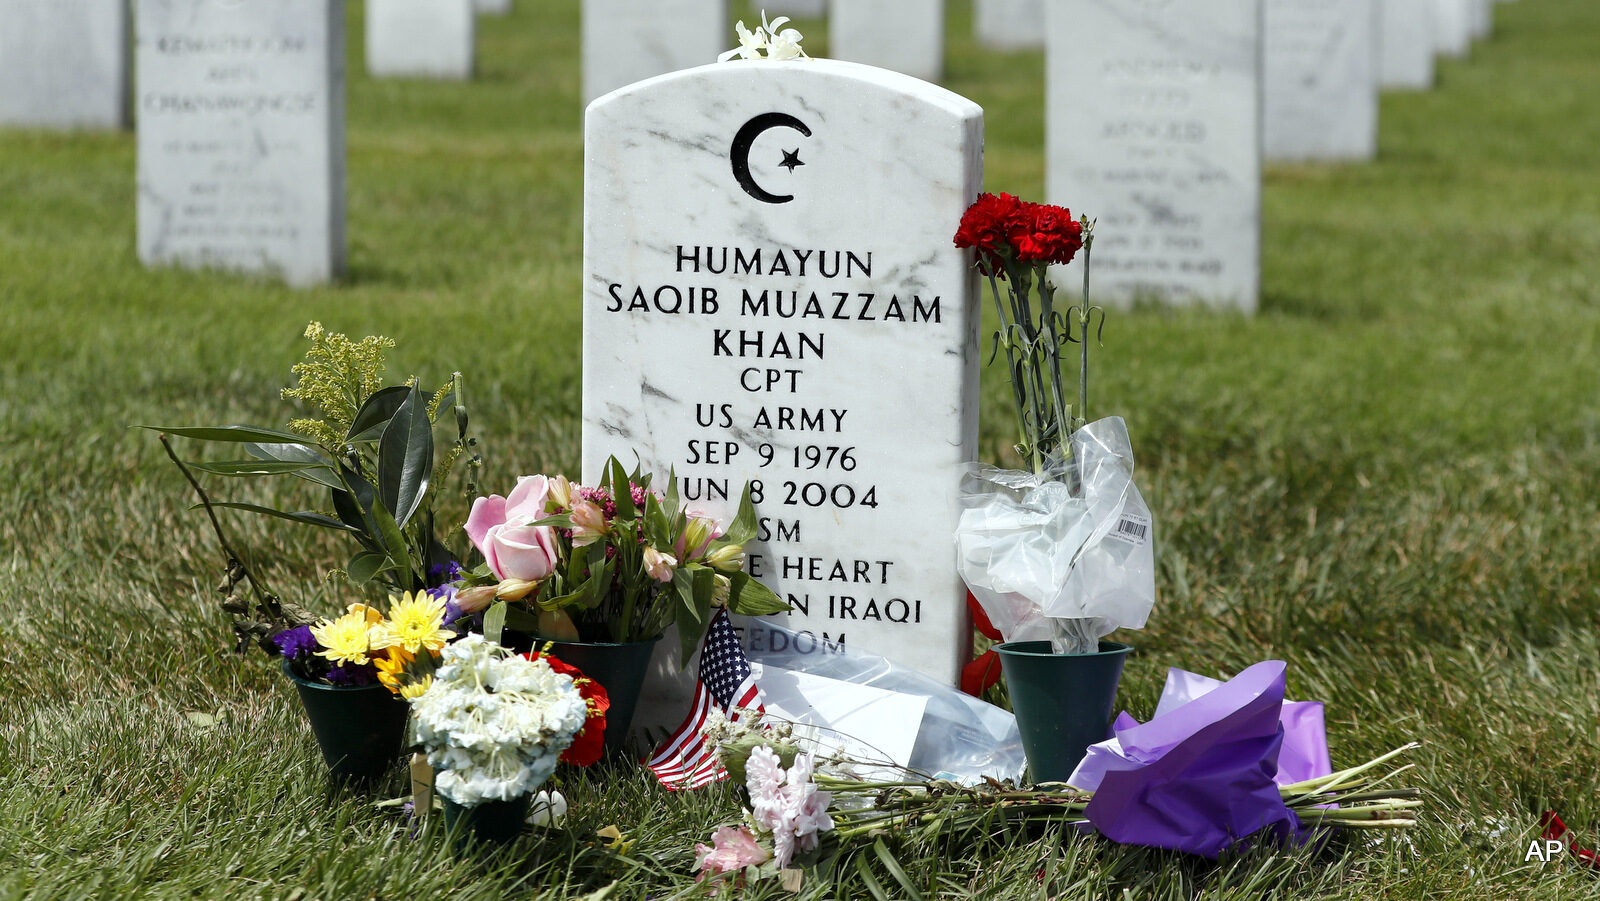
left=1108, top=513, right=1151, bottom=546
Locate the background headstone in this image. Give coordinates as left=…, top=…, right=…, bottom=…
left=0, top=0, right=129, bottom=129
left=136, top=0, right=345, bottom=287
left=829, top=0, right=944, bottom=82
left=1046, top=0, right=1261, bottom=312
left=1469, top=0, right=1492, bottom=40
left=775, top=0, right=825, bottom=16
left=1434, top=0, right=1471, bottom=57
left=1263, top=0, right=1379, bottom=162
left=582, top=59, right=983, bottom=727
left=475, top=0, right=511, bottom=14
left=1381, top=0, right=1435, bottom=90
left=582, top=0, right=728, bottom=104
left=366, top=0, right=474, bottom=80
left=975, top=0, right=1044, bottom=52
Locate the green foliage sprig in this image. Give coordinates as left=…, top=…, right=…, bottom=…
left=147, top=323, right=476, bottom=618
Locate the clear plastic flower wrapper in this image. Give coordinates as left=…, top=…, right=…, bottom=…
left=744, top=618, right=1026, bottom=784
left=955, top=416, right=1156, bottom=655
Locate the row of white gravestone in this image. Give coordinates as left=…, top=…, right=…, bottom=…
left=0, top=0, right=512, bottom=132
left=580, top=0, right=945, bottom=103
left=1041, top=0, right=1495, bottom=311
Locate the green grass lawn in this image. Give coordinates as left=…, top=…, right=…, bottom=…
left=4, top=0, right=1600, bottom=897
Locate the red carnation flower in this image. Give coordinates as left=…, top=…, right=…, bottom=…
left=524, top=650, right=611, bottom=766
left=954, top=192, right=1025, bottom=278
left=1009, top=202, right=1083, bottom=265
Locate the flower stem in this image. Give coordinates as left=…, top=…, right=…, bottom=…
left=1077, top=231, right=1094, bottom=431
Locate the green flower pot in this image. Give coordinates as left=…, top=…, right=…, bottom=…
left=441, top=794, right=531, bottom=848
left=995, top=640, right=1133, bottom=784
left=535, top=637, right=659, bottom=756
left=283, top=661, right=409, bottom=785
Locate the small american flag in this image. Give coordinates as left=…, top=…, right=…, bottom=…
left=645, top=607, right=764, bottom=790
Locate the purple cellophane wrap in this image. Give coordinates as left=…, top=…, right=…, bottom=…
left=1070, top=660, right=1330, bottom=859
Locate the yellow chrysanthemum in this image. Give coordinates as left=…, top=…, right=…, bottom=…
left=312, top=608, right=379, bottom=666
left=373, top=646, right=416, bottom=695
left=398, top=676, right=433, bottom=701
left=348, top=602, right=385, bottom=624
left=371, top=591, right=454, bottom=655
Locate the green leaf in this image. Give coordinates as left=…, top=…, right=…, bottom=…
left=664, top=465, right=680, bottom=512
left=725, top=572, right=788, bottom=616
left=244, top=442, right=346, bottom=490
left=692, top=565, right=716, bottom=614
left=854, top=854, right=891, bottom=901
left=503, top=605, right=541, bottom=633
left=329, top=487, right=374, bottom=542
left=141, top=424, right=316, bottom=445
left=607, top=456, right=635, bottom=520
left=723, top=480, right=759, bottom=545
left=370, top=499, right=418, bottom=585
left=185, top=460, right=331, bottom=477
left=345, top=385, right=413, bottom=442
left=201, top=502, right=358, bottom=532
left=873, top=840, right=923, bottom=901
left=484, top=601, right=507, bottom=646
left=675, top=598, right=706, bottom=670
left=346, top=551, right=393, bottom=587
left=377, top=386, right=434, bottom=529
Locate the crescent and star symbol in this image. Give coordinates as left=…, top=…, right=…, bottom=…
left=729, top=112, right=812, bottom=204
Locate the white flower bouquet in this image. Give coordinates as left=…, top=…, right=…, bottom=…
left=411, top=634, right=590, bottom=807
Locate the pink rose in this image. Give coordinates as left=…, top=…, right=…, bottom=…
left=695, top=825, right=771, bottom=877
left=464, top=475, right=560, bottom=582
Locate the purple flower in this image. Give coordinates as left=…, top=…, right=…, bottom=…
left=325, top=663, right=376, bottom=687
left=428, top=560, right=465, bottom=588
left=272, top=625, right=317, bottom=660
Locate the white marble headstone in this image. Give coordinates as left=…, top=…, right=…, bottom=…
left=974, top=0, right=1043, bottom=51
left=366, top=0, right=475, bottom=80
left=1046, top=0, right=1261, bottom=312
left=475, top=0, right=511, bottom=14
left=581, top=0, right=727, bottom=104
left=582, top=59, right=983, bottom=726
left=1264, top=0, right=1379, bottom=163
left=829, top=0, right=944, bottom=82
left=1381, top=0, right=1435, bottom=90
left=136, top=0, right=345, bottom=287
left=0, top=0, right=129, bottom=129
left=1434, top=0, right=1471, bottom=57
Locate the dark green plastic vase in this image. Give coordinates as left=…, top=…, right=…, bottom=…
left=535, top=637, right=659, bottom=756
left=995, top=640, right=1133, bottom=784
left=442, top=794, right=531, bottom=848
left=283, top=662, right=409, bottom=785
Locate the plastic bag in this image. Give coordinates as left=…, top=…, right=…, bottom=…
left=743, top=618, right=1027, bottom=785
left=955, top=416, right=1156, bottom=654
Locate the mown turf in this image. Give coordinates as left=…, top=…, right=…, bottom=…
left=3, top=0, right=1599, bottom=898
